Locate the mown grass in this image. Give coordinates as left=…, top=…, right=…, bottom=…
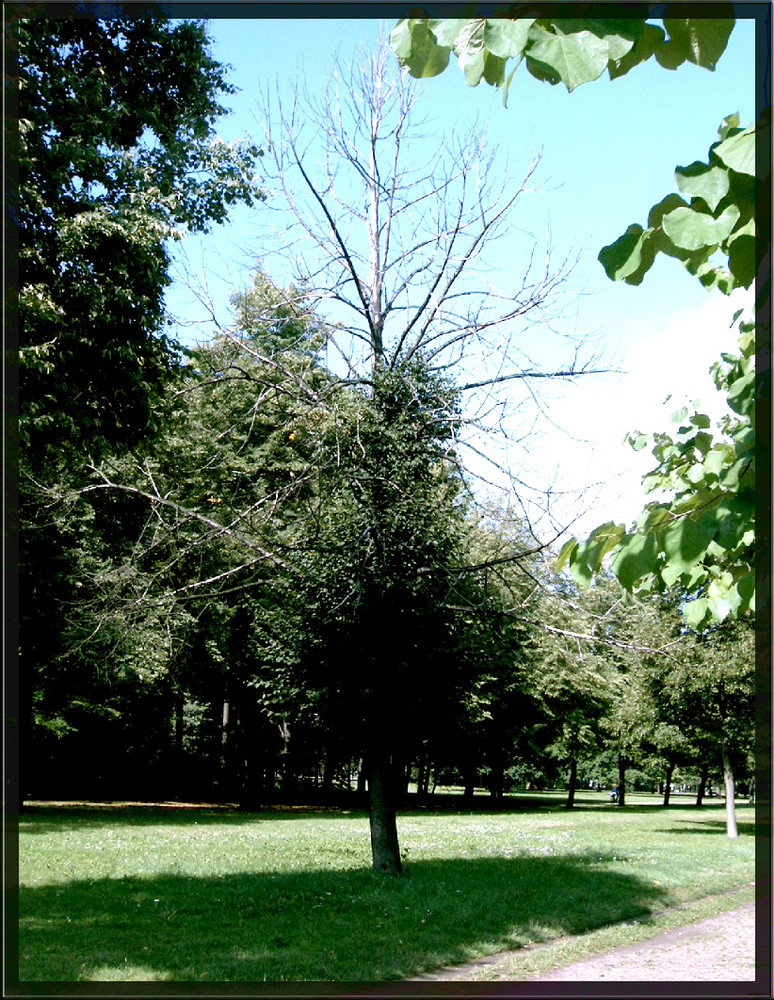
left=14, top=792, right=755, bottom=982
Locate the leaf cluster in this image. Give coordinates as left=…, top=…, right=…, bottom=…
left=390, top=14, right=734, bottom=101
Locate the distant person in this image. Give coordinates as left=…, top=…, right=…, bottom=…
left=610, top=785, right=618, bottom=803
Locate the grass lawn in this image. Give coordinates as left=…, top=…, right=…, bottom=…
left=14, top=791, right=756, bottom=982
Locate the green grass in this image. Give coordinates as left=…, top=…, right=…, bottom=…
left=14, top=793, right=756, bottom=982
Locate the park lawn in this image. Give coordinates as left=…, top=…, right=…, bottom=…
left=14, top=795, right=755, bottom=982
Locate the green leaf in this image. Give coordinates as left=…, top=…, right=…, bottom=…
left=647, top=193, right=690, bottom=229
left=661, top=517, right=716, bottom=573
left=661, top=204, right=740, bottom=251
left=659, top=17, right=735, bottom=72
left=726, top=371, right=755, bottom=418
left=674, top=162, right=730, bottom=213
left=525, top=24, right=610, bottom=92
left=608, top=22, right=665, bottom=80
left=483, top=18, right=534, bottom=58
left=713, top=121, right=757, bottom=176
left=683, top=597, right=710, bottom=629
left=598, top=224, right=657, bottom=283
left=568, top=521, right=626, bottom=588
left=610, top=531, right=659, bottom=591
left=556, top=537, right=578, bottom=573
left=391, top=20, right=452, bottom=79
left=428, top=18, right=473, bottom=49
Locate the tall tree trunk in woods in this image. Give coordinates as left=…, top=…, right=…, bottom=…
left=696, top=762, right=709, bottom=806
left=416, top=755, right=426, bottom=800
left=366, top=750, right=402, bottom=874
left=722, top=743, right=738, bottom=839
left=617, top=755, right=627, bottom=807
left=662, top=762, right=674, bottom=806
left=463, top=762, right=476, bottom=803
left=565, top=757, right=577, bottom=809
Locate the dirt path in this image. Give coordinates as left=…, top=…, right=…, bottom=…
left=405, top=898, right=762, bottom=984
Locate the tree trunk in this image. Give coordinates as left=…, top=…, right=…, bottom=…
left=722, top=743, right=738, bottom=839
left=356, top=757, right=367, bottom=795
left=463, top=762, right=476, bottom=803
left=565, top=758, right=577, bottom=809
left=696, top=762, right=709, bottom=806
left=367, top=751, right=402, bottom=874
left=416, top=755, right=426, bottom=800
left=617, top=754, right=626, bottom=807
left=662, top=762, right=674, bottom=807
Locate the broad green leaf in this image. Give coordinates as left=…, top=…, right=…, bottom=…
left=704, top=448, right=729, bottom=477
left=674, top=162, right=730, bottom=213
left=717, top=112, right=741, bottom=141
left=660, top=561, right=683, bottom=589
left=713, top=121, right=757, bottom=176
left=689, top=413, right=711, bottom=428
left=661, top=204, right=740, bottom=251
left=647, top=193, right=689, bottom=229
left=683, top=597, right=709, bottom=628
left=608, top=22, right=664, bottom=80
left=555, top=537, right=577, bottom=573
left=661, top=517, right=716, bottom=573
left=598, top=224, right=656, bottom=283
left=660, top=17, right=735, bottom=71
left=391, top=20, right=452, bottom=79
left=737, top=570, right=756, bottom=613
left=483, top=18, right=534, bottom=58
left=568, top=521, right=625, bottom=588
left=727, top=223, right=757, bottom=288
left=629, top=432, right=649, bottom=452
left=726, top=370, right=755, bottom=418
left=428, top=18, right=473, bottom=49
left=389, top=19, right=414, bottom=59
left=525, top=24, right=610, bottom=92
left=610, top=531, right=659, bottom=591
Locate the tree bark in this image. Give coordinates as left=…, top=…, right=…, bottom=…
left=722, top=743, right=738, bottom=839
left=617, top=754, right=626, bottom=807
left=696, top=762, right=709, bottom=806
left=367, top=751, right=403, bottom=874
left=565, top=758, right=577, bottom=809
left=662, top=762, right=674, bottom=807
left=463, top=762, right=476, bottom=803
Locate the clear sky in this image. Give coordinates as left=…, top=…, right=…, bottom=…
left=166, top=13, right=760, bottom=540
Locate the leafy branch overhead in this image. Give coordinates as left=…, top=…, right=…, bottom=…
left=390, top=14, right=735, bottom=99
left=598, top=112, right=768, bottom=294
left=393, top=15, right=764, bottom=631
left=558, top=108, right=764, bottom=630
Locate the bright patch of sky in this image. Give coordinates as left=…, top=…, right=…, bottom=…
left=165, top=15, right=758, bottom=542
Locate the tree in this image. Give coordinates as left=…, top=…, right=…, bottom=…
left=14, top=7, right=263, bottom=468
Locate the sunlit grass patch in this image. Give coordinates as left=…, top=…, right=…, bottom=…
left=16, top=799, right=755, bottom=982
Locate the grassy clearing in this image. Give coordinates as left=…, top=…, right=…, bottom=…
left=15, top=793, right=755, bottom=982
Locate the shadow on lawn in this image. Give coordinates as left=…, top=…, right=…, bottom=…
left=16, top=852, right=670, bottom=983
left=655, top=818, right=756, bottom=837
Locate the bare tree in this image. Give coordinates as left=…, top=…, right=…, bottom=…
left=56, top=37, right=610, bottom=875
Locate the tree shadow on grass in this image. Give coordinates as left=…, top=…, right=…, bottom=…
left=654, top=818, right=756, bottom=837
left=15, top=853, right=670, bottom=984
left=17, top=805, right=370, bottom=836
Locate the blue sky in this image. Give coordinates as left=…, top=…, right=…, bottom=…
left=166, top=14, right=759, bottom=538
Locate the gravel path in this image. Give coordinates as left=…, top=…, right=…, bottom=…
left=526, top=901, right=758, bottom=982
left=405, top=900, right=763, bottom=984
